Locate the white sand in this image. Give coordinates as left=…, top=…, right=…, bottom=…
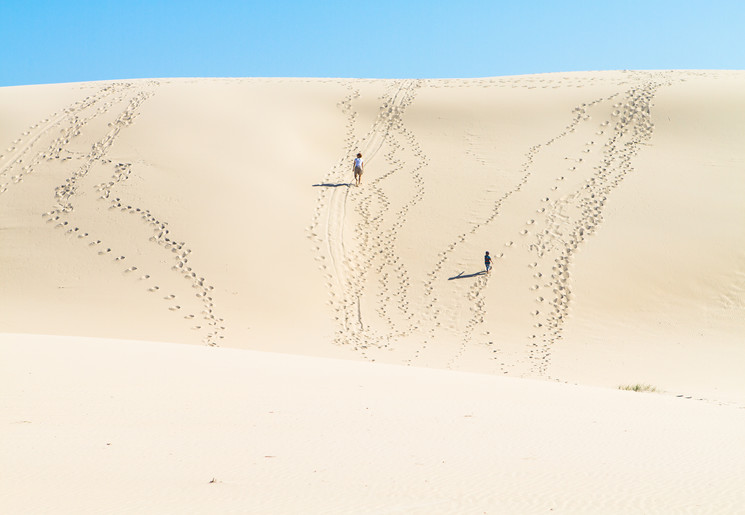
left=3, top=333, right=745, bottom=514
left=1, top=71, right=744, bottom=512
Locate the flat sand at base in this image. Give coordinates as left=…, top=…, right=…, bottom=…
left=2, top=334, right=744, bottom=514
left=1, top=71, right=744, bottom=512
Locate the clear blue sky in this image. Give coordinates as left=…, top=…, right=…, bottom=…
left=1, top=0, right=743, bottom=87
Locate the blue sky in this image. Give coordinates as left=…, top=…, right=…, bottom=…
left=1, top=0, right=743, bottom=87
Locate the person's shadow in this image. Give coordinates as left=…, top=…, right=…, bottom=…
left=312, top=183, right=351, bottom=188
left=448, top=270, right=486, bottom=280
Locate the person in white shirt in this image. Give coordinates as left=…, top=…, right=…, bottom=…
left=353, top=153, right=364, bottom=186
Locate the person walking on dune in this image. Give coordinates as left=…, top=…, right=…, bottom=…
left=353, top=153, right=364, bottom=186
left=484, top=251, right=492, bottom=273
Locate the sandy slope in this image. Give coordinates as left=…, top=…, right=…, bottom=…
left=2, top=333, right=745, bottom=514
left=1, top=71, right=744, bottom=512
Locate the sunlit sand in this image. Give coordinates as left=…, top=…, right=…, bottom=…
left=2, top=71, right=744, bottom=513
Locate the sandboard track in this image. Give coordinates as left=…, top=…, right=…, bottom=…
left=344, top=80, right=426, bottom=359
left=309, top=83, right=360, bottom=344
left=310, top=80, right=424, bottom=357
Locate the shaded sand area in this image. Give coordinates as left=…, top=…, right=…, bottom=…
left=2, top=71, right=745, bottom=512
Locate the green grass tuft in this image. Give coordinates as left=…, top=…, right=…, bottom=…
left=618, top=383, right=658, bottom=393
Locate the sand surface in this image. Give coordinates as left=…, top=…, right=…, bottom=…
left=2, top=71, right=744, bottom=513
left=3, top=333, right=745, bottom=514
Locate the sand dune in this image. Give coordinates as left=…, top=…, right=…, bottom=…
left=3, top=333, right=745, bottom=514
left=2, top=71, right=744, bottom=512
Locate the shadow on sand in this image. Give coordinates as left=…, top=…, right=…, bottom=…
left=448, top=270, right=486, bottom=280
left=312, top=183, right=351, bottom=188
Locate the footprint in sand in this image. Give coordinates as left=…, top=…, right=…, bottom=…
left=148, top=286, right=160, bottom=292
